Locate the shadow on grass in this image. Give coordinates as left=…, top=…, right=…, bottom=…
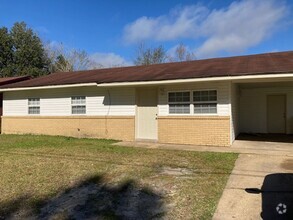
left=0, top=175, right=165, bottom=220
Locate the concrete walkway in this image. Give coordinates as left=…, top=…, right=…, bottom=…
left=115, top=139, right=293, bottom=157
left=115, top=139, right=293, bottom=219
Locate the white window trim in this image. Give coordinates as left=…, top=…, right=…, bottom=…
left=71, top=96, right=86, bottom=115
left=167, top=89, right=218, bottom=116
left=28, top=98, right=40, bottom=115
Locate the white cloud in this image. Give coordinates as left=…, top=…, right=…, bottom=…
left=123, top=4, right=207, bottom=43
left=197, top=0, right=288, bottom=57
left=123, top=0, right=288, bottom=58
left=89, top=52, right=132, bottom=68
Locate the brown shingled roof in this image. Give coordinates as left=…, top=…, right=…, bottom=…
left=1, top=51, right=293, bottom=89
left=0, top=76, right=31, bottom=86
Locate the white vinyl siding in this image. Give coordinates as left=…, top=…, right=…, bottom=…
left=3, top=86, right=135, bottom=116
left=159, top=81, right=230, bottom=116
left=230, top=83, right=240, bottom=143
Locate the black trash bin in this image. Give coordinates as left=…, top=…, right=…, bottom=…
left=246, top=173, right=293, bottom=220
left=261, top=173, right=293, bottom=219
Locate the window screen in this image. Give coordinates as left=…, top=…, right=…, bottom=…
left=28, top=98, right=40, bottom=114
left=71, top=96, right=86, bottom=114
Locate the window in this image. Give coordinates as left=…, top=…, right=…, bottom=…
left=71, top=96, right=86, bottom=114
left=28, top=98, right=40, bottom=114
left=168, top=92, right=190, bottom=114
left=168, top=90, right=218, bottom=115
left=193, top=90, right=217, bottom=114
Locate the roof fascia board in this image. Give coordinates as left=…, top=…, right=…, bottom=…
left=97, top=73, right=293, bottom=87
left=0, top=83, right=98, bottom=92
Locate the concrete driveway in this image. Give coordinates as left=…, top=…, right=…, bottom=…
left=116, top=137, right=293, bottom=219
left=213, top=139, right=293, bottom=220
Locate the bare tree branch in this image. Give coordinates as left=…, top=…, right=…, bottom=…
left=133, top=42, right=167, bottom=66
left=168, top=43, right=196, bottom=62
left=45, top=42, right=102, bottom=72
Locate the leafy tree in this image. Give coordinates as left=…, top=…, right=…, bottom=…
left=9, top=22, right=50, bottom=77
left=0, top=27, right=13, bottom=77
left=133, top=43, right=167, bottom=65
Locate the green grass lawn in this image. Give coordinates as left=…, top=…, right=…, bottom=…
left=0, top=134, right=238, bottom=219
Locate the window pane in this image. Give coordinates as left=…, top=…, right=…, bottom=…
left=202, top=95, right=209, bottom=101
left=168, top=93, right=175, bottom=102
left=209, top=105, right=217, bottom=113
left=168, top=92, right=190, bottom=103
left=72, top=106, right=86, bottom=114
left=209, top=90, right=217, bottom=101
left=201, top=91, right=209, bottom=96
left=169, top=104, right=190, bottom=114
left=28, top=98, right=40, bottom=106
left=28, top=107, right=40, bottom=114
left=194, top=103, right=217, bottom=114
left=175, top=96, right=182, bottom=102
left=72, top=96, right=86, bottom=105
left=193, top=90, right=217, bottom=102
left=209, top=96, right=217, bottom=101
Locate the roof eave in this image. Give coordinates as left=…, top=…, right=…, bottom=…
left=97, top=72, right=293, bottom=87
left=1, top=72, right=293, bottom=92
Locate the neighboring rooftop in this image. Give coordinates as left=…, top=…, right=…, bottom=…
left=0, top=76, right=31, bottom=86
left=1, top=51, right=293, bottom=89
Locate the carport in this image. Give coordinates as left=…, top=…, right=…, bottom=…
left=231, top=79, right=293, bottom=143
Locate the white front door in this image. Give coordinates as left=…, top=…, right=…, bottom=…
left=136, top=88, right=158, bottom=140
left=267, top=95, right=286, bottom=133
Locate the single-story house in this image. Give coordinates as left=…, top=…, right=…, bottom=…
left=0, top=76, right=31, bottom=132
left=0, top=51, right=293, bottom=146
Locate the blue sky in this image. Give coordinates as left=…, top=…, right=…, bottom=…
left=0, top=0, right=293, bottom=67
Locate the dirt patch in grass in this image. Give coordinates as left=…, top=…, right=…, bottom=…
left=159, top=166, right=193, bottom=176
left=0, top=134, right=238, bottom=219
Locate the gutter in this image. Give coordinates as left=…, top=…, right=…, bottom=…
left=97, top=73, right=293, bottom=87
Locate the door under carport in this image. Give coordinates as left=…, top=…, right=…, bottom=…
left=267, top=95, right=286, bottom=134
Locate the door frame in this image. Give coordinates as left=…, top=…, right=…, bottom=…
left=266, top=94, right=286, bottom=134
left=135, top=87, right=158, bottom=141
